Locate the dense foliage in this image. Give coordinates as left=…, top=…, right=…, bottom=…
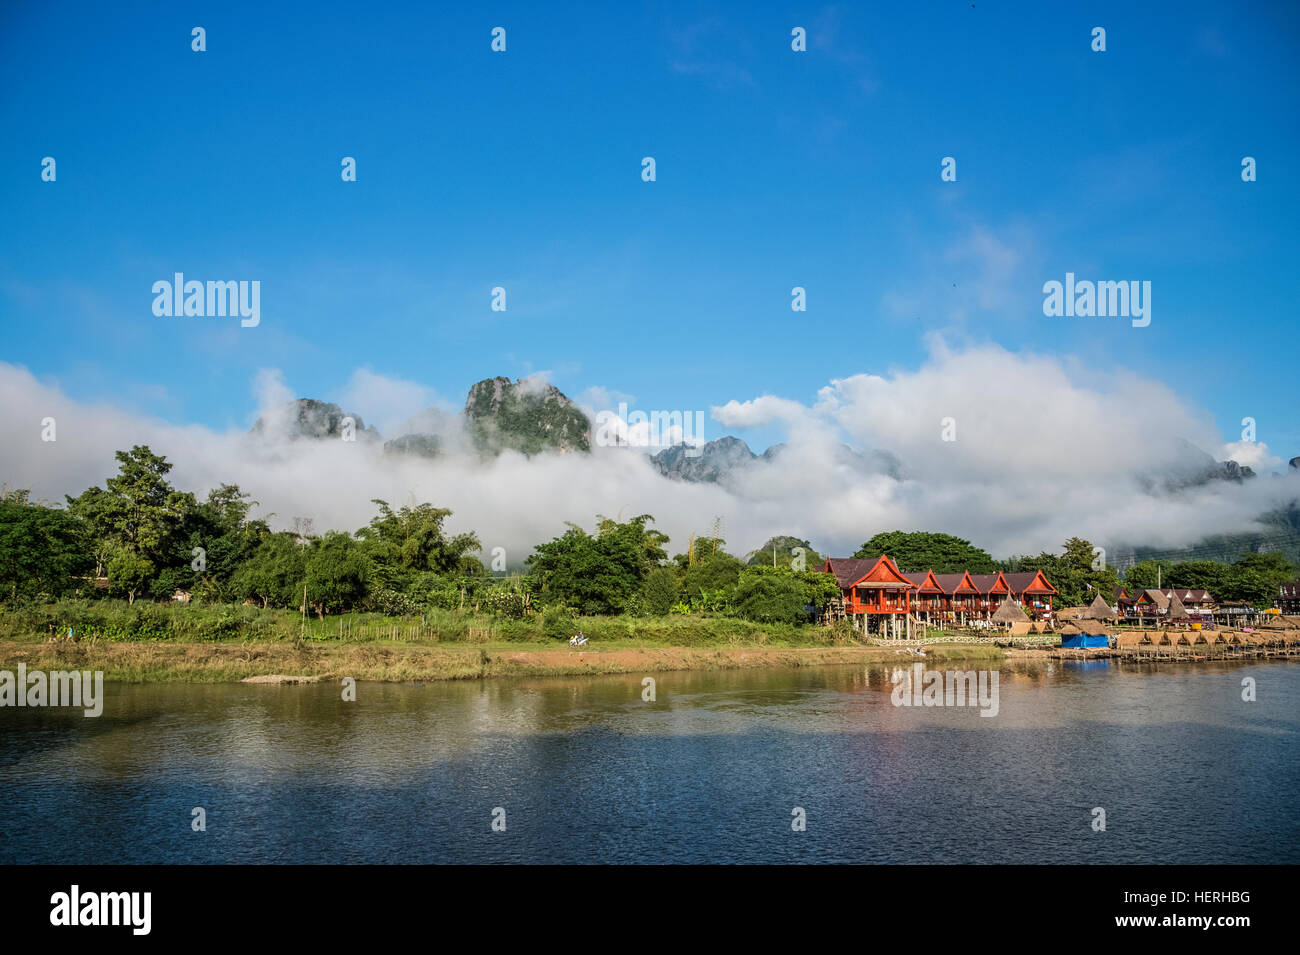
left=998, top=536, right=1120, bottom=608
left=855, top=530, right=996, bottom=573
left=1122, top=552, right=1293, bottom=606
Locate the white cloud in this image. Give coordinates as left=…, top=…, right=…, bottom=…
left=1, top=350, right=1294, bottom=565
left=712, top=395, right=810, bottom=429
left=1218, top=439, right=1280, bottom=471
left=335, top=368, right=445, bottom=438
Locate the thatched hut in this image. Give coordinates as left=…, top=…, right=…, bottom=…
left=1081, top=593, right=1119, bottom=621
left=992, top=597, right=1030, bottom=629
left=1167, top=591, right=1191, bottom=625
left=1060, top=617, right=1110, bottom=648
left=1114, top=631, right=1145, bottom=648
left=987, top=597, right=1029, bottom=634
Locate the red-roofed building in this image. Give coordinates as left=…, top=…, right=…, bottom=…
left=822, top=555, right=1061, bottom=632
left=902, top=570, right=945, bottom=624
left=1130, top=588, right=1215, bottom=621
left=823, top=555, right=917, bottom=638
left=969, top=572, right=1014, bottom=621
left=933, top=571, right=981, bottom=626
left=1004, top=571, right=1059, bottom=621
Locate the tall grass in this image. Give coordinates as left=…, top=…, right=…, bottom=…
left=0, top=597, right=857, bottom=648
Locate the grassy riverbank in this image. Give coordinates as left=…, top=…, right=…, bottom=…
left=0, top=597, right=1003, bottom=680
left=0, top=599, right=1008, bottom=682
left=0, top=638, right=1004, bottom=683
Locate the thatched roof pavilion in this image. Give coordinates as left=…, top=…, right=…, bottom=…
left=1081, top=593, right=1118, bottom=621
left=991, top=597, right=1030, bottom=626
left=1058, top=618, right=1111, bottom=637
left=1167, top=591, right=1190, bottom=622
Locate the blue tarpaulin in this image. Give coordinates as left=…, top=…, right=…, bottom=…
left=1061, top=633, right=1109, bottom=649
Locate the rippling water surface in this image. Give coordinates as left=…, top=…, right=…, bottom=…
left=1, top=660, right=1296, bottom=863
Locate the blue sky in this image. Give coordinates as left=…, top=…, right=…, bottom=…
left=3, top=0, right=1299, bottom=458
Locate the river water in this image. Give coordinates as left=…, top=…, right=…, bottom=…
left=1, top=660, right=1296, bottom=863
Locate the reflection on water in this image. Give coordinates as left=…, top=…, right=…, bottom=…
left=1, top=660, right=1296, bottom=863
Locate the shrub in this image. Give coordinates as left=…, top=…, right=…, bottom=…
left=540, top=606, right=578, bottom=641
left=371, top=587, right=420, bottom=616
left=640, top=567, right=680, bottom=616
left=481, top=588, right=529, bottom=619
left=732, top=572, right=811, bottom=624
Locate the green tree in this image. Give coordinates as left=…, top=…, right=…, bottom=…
left=732, top=572, right=809, bottom=624
left=681, top=551, right=745, bottom=597
left=1010, top=537, right=1118, bottom=608
left=0, top=498, right=91, bottom=600
left=66, top=446, right=195, bottom=596
left=160, top=484, right=269, bottom=600
left=595, top=514, right=670, bottom=573
left=736, top=565, right=841, bottom=617
left=358, top=500, right=483, bottom=587
left=640, top=566, right=681, bottom=615
left=1219, top=566, right=1274, bottom=606
left=673, top=531, right=727, bottom=568
left=1163, top=560, right=1228, bottom=595
left=854, top=530, right=995, bottom=573
left=106, top=549, right=154, bottom=605
left=304, top=532, right=370, bottom=616
left=1231, top=552, right=1294, bottom=591
left=526, top=515, right=665, bottom=615
left=232, top=533, right=306, bottom=608
left=1123, top=560, right=1162, bottom=591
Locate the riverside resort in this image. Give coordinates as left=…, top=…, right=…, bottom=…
left=1, top=0, right=1295, bottom=931
left=820, top=553, right=1300, bottom=658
